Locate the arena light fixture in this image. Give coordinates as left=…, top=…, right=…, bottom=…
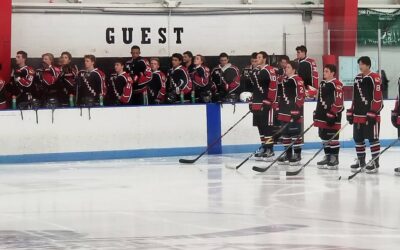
left=162, top=0, right=182, bottom=8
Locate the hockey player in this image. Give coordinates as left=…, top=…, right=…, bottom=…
left=183, top=51, right=196, bottom=75
left=275, top=56, right=290, bottom=111
left=295, top=45, right=319, bottom=99
left=167, top=53, right=192, bottom=103
left=392, top=78, right=400, bottom=176
left=347, top=56, right=383, bottom=174
left=241, top=52, right=258, bottom=93
left=271, top=55, right=290, bottom=138
left=210, top=53, right=241, bottom=102
left=36, top=53, right=62, bottom=108
left=58, top=51, right=78, bottom=106
left=0, top=66, right=6, bottom=109
left=76, top=55, right=107, bottom=106
left=276, top=55, right=289, bottom=85
left=190, top=54, right=211, bottom=103
left=125, top=45, right=152, bottom=105
left=148, top=57, right=167, bottom=104
left=9, top=51, right=36, bottom=108
left=108, top=59, right=134, bottom=105
left=314, top=64, right=344, bottom=170
left=277, top=61, right=305, bottom=165
left=249, top=51, right=278, bottom=161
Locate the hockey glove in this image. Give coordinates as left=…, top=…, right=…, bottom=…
left=326, top=112, right=336, bottom=126
left=262, top=100, right=272, bottom=111
left=249, top=103, right=263, bottom=112
left=249, top=102, right=263, bottom=113
left=366, top=112, right=377, bottom=125
left=290, top=110, right=301, bottom=122
left=346, top=109, right=354, bottom=125
left=305, top=85, right=318, bottom=98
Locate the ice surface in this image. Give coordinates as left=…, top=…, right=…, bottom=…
left=0, top=148, right=400, bottom=249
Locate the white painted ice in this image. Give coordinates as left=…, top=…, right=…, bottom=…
left=0, top=148, right=400, bottom=250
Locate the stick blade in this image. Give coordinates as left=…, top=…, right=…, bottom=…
left=252, top=166, right=268, bottom=173
left=225, top=164, right=237, bottom=170
left=179, top=158, right=196, bottom=164
left=348, top=173, right=358, bottom=180
left=285, top=167, right=303, bottom=176
left=348, top=169, right=363, bottom=180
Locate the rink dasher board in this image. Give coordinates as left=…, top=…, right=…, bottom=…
left=0, top=101, right=398, bottom=164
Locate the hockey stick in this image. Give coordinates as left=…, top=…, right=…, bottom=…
left=18, top=102, right=28, bottom=121
left=32, top=100, right=40, bottom=124
left=34, top=108, right=39, bottom=124
left=344, top=137, right=400, bottom=181
left=286, top=122, right=349, bottom=176
left=179, top=110, right=251, bottom=164
left=226, top=121, right=290, bottom=170
left=51, top=108, right=55, bottom=124
left=252, top=122, right=315, bottom=173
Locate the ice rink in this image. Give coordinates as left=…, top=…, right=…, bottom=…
left=1, top=148, right=400, bottom=250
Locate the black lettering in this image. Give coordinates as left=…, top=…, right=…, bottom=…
left=106, top=28, right=115, bottom=44
left=122, top=28, right=133, bottom=44
left=158, top=28, right=167, bottom=44
left=174, top=27, right=184, bottom=44
left=141, top=28, right=151, bottom=44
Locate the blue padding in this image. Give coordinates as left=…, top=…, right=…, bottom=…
left=206, top=103, right=222, bottom=154
left=0, top=140, right=398, bottom=165
left=0, top=147, right=204, bottom=164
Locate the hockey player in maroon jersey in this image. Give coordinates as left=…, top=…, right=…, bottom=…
left=314, top=64, right=344, bottom=170
left=58, top=51, right=78, bottom=105
left=36, top=53, right=62, bottom=107
left=276, top=56, right=289, bottom=85
left=210, top=53, right=241, bottom=102
left=0, top=72, right=6, bottom=109
left=125, top=45, right=152, bottom=105
left=167, top=53, right=192, bottom=103
left=295, top=45, right=319, bottom=99
left=108, top=59, right=134, bottom=105
left=249, top=51, right=278, bottom=161
left=9, top=51, right=36, bottom=108
left=148, top=58, right=167, bottom=104
left=271, top=55, right=290, bottom=138
left=277, top=61, right=305, bottom=165
left=76, top=55, right=107, bottom=106
left=241, top=52, right=258, bottom=93
left=275, top=55, right=290, bottom=110
left=183, top=51, right=196, bottom=75
left=392, top=78, right=400, bottom=176
left=347, top=56, right=383, bottom=174
left=0, top=82, right=5, bottom=110
left=190, top=54, right=211, bottom=103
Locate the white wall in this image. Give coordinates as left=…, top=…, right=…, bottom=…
left=12, top=0, right=322, bottom=4
left=11, top=12, right=324, bottom=58
left=11, top=1, right=400, bottom=5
